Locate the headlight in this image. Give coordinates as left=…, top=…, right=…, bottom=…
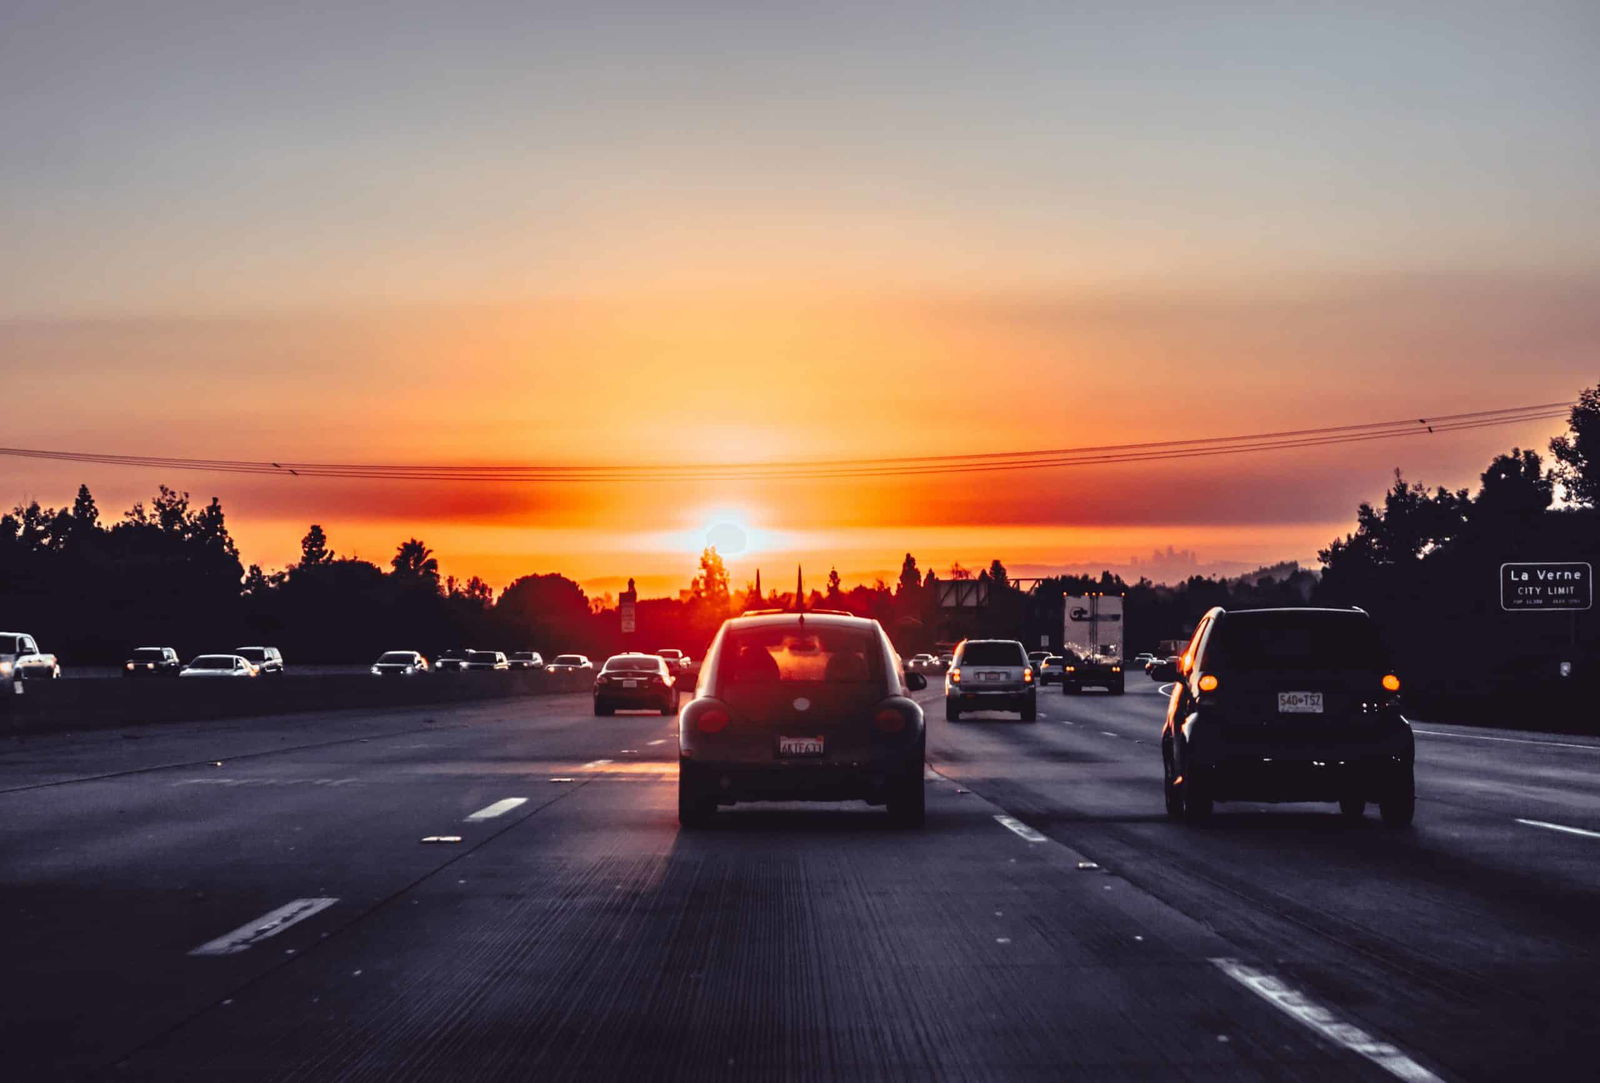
left=126, top=663, right=135, bottom=670
left=371, top=666, right=382, bottom=675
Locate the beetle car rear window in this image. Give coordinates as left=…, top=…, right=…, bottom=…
left=720, top=626, right=881, bottom=685
left=1206, top=613, right=1385, bottom=671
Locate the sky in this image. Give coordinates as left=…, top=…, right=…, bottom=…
left=2, top=1, right=1597, bottom=597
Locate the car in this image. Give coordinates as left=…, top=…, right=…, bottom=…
left=508, top=651, right=545, bottom=670
left=546, top=654, right=594, bottom=674
left=937, top=652, right=954, bottom=671
left=371, top=650, right=429, bottom=676
left=463, top=650, right=509, bottom=671
left=180, top=654, right=259, bottom=678
left=234, top=646, right=284, bottom=676
left=655, top=648, right=691, bottom=672
left=1037, top=655, right=1065, bottom=685
left=1161, top=606, right=1415, bottom=827
left=907, top=653, right=940, bottom=673
left=435, top=649, right=469, bottom=673
left=0, top=632, right=61, bottom=681
left=123, top=646, right=181, bottom=677
left=1027, top=650, right=1052, bottom=673
left=945, top=638, right=1036, bottom=722
left=1147, top=655, right=1180, bottom=680
left=677, top=611, right=927, bottom=827
left=1132, top=652, right=1159, bottom=667
left=1061, top=649, right=1124, bottom=695
left=595, top=654, right=678, bottom=715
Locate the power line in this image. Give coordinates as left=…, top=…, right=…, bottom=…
left=0, top=401, right=1571, bottom=483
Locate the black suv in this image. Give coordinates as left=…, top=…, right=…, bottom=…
left=1161, top=607, right=1414, bottom=827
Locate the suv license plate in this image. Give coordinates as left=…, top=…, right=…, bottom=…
left=980, top=671, right=1002, bottom=682
left=1278, top=692, right=1323, bottom=714
left=778, top=736, right=825, bottom=757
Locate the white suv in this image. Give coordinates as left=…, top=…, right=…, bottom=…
left=945, top=639, right=1036, bottom=722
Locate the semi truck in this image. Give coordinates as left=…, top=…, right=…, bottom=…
left=1061, top=594, right=1124, bottom=694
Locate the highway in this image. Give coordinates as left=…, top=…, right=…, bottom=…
left=1, top=678, right=1594, bottom=1080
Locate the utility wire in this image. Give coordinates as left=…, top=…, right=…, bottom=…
left=0, top=401, right=1571, bottom=483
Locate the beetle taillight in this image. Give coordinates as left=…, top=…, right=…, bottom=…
left=873, top=707, right=908, bottom=733
left=696, top=707, right=730, bottom=733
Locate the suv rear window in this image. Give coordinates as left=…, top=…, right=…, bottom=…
left=131, top=648, right=167, bottom=660
left=720, top=625, right=882, bottom=685
left=1206, top=612, right=1385, bottom=671
left=959, top=642, right=1026, bottom=667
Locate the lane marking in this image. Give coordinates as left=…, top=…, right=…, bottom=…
left=993, top=815, right=1047, bottom=843
left=1515, top=817, right=1600, bottom=840
left=1411, top=728, right=1599, bottom=752
left=582, top=759, right=613, bottom=768
left=464, top=797, right=527, bottom=822
left=189, top=898, right=338, bottom=957
left=1158, top=683, right=1176, bottom=696
left=1100, top=731, right=1120, bottom=738
left=647, top=739, right=667, bottom=746
left=1211, top=958, right=1441, bottom=1082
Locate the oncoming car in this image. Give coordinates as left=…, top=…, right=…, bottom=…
left=1162, top=606, right=1415, bottom=827
left=594, top=654, right=678, bottom=715
left=546, top=654, right=594, bottom=674
left=464, top=650, right=509, bottom=671
left=180, top=654, right=259, bottom=678
left=371, top=651, right=428, bottom=676
left=677, top=612, right=928, bottom=827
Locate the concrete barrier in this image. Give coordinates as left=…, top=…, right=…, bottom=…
left=0, top=669, right=599, bottom=735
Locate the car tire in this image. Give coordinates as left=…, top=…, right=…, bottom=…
left=886, top=756, right=926, bottom=827
left=659, top=698, right=676, bottom=716
left=1162, top=751, right=1183, bottom=819
left=677, top=763, right=716, bottom=828
left=594, top=700, right=614, bottom=716
left=1379, top=783, right=1415, bottom=829
left=1339, top=796, right=1366, bottom=820
left=1179, top=767, right=1213, bottom=824
left=1020, top=699, right=1037, bottom=722
left=945, top=699, right=962, bottom=722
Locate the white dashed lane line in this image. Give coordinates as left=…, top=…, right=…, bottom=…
left=464, top=798, right=527, bottom=822
left=993, top=815, right=1047, bottom=843
left=189, top=898, right=338, bottom=957
left=581, top=759, right=613, bottom=769
left=1515, top=817, right=1600, bottom=840
left=647, top=739, right=667, bottom=746
left=1100, top=731, right=1120, bottom=738
left=1212, top=958, right=1442, bottom=1082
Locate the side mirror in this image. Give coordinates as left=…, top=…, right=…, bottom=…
left=906, top=672, right=927, bottom=691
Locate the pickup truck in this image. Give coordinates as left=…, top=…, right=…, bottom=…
left=0, top=632, right=61, bottom=681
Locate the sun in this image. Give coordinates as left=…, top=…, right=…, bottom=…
left=704, top=518, right=751, bottom=557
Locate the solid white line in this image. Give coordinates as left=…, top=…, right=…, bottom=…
left=189, top=898, right=338, bottom=957
left=993, top=814, right=1047, bottom=843
left=582, top=759, right=613, bottom=768
left=1211, top=959, right=1441, bottom=1082
left=1515, top=817, right=1600, bottom=840
left=464, top=797, right=527, bottom=822
left=1411, top=728, right=1600, bottom=752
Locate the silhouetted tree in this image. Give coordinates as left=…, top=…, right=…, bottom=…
left=988, top=558, right=1009, bottom=588
left=826, top=566, right=843, bottom=600
left=691, top=547, right=731, bottom=612
left=1550, top=385, right=1600, bottom=507
left=300, top=524, right=334, bottom=566
left=897, top=553, right=920, bottom=596
left=391, top=538, right=441, bottom=590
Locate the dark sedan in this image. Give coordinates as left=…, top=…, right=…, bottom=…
left=594, top=654, right=678, bottom=715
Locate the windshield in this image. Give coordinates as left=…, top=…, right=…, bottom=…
left=511, top=653, right=537, bottom=660
left=604, top=656, right=661, bottom=673
left=131, top=648, right=167, bottom=660
left=190, top=657, right=235, bottom=670
left=466, top=651, right=499, bottom=663
left=378, top=652, right=415, bottom=664
left=656, top=649, right=681, bottom=659
left=553, top=655, right=585, bottom=665
left=1208, top=612, right=1386, bottom=671
left=959, top=642, right=1026, bottom=667
left=236, top=648, right=266, bottom=662
left=0, top=635, right=22, bottom=653
left=719, top=625, right=882, bottom=686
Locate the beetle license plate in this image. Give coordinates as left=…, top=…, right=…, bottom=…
left=778, top=736, right=825, bottom=757
left=1278, top=691, right=1323, bottom=713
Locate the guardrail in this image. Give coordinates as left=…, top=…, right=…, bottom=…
left=0, top=669, right=599, bottom=735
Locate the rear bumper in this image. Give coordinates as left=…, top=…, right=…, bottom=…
left=597, top=686, right=673, bottom=705
left=949, top=687, right=1033, bottom=705
left=683, top=751, right=923, bottom=805
left=1199, top=754, right=1412, bottom=802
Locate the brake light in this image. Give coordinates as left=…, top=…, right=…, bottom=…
left=1023, top=668, right=1034, bottom=684
left=1197, top=673, right=1219, bottom=693
left=1065, top=665, right=1077, bottom=673
left=950, top=668, right=962, bottom=684
left=1381, top=674, right=1401, bottom=693
left=873, top=707, right=908, bottom=733
left=695, top=706, right=730, bottom=734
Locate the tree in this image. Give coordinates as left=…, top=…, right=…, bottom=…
left=391, top=538, right=441, bottom=589
left=300, top=524, right=334, bottom=566
left=988, top=558, right=1009, bottom=588
left=897, top=553, right=920, bottom=596
left=826, top=566, right=843, bottom=600
left=1549, top=384, right=1600, bottom=507
left=1473, top=448, right=1553, bottom=524
left=949, top=562, right=971, bottom=580
left=691, top=547, right=731, bottom=611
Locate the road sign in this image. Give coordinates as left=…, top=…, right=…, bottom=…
left=937, top=580, right=988, bottom=608
left=1500, top=562, right=1592, bottom=611
left=620, top=578, right=638, bottom=634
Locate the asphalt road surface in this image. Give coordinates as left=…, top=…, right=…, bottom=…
left=1, top=678, right=1594, bottom=1080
